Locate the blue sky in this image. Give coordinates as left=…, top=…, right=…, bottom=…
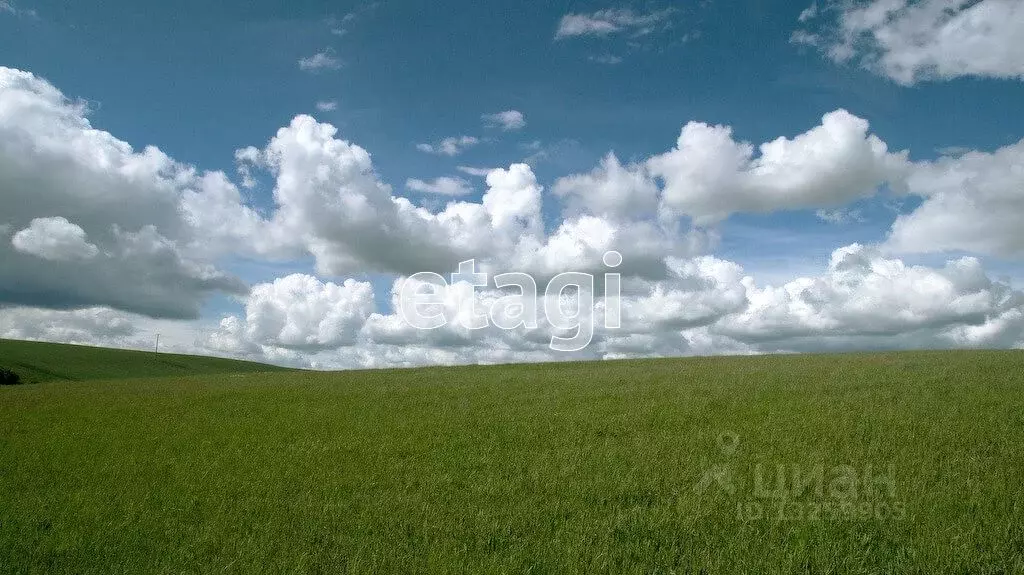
left=2, top=0, right=1024, bottom=367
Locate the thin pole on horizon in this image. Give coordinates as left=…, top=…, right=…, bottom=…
left=155, top=333, right=160, bottom=354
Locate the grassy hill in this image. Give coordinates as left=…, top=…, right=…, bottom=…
left=1, top=349, right=1023, bottom=573
left=0, top=338, right=289, bottom=383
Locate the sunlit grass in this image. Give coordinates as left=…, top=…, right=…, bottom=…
left=2, top=350, right=1023, bottom=573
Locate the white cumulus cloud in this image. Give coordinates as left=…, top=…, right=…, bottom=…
left=0, top=67, right=263, bottom=319
left=886, top=138, right=1024, bottom=257
left=12, top=217, right=99, bottom=261
left=553, top=152, right=659, bottom=220
left=5, top=65, right=1024, bottom=370
left=210, top=274, right=374, bottom=353
left=796, top=0, right=1024, bottom=85
left=647, top=109, right=909, bottom=224
left=716, top=244, right=1024, bottom=351
left=204, top=244, right=1024, bottom=368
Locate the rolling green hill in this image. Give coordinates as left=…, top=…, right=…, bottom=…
left=1, top=348, right=1023, bottom=573
left=0, top=338, right=290, bottom=383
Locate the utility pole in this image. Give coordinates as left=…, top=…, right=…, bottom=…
left=155, top=333, right=160, bottom=354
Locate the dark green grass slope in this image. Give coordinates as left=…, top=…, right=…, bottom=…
left=0, top=338, right=290, bottom=383
left=1, top=350, right=1023, bottom=573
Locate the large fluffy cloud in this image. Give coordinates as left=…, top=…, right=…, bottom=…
left=238, top=118, right=546, bottom=276
left=886, top=139, right=1024, bottom=257
left=202, top=244, right=1024, bottom=368
left=211, top=274, right=375, bottom=352
left=0, top=66, right=707, bottom=324
left=0, top=67, right=268, bottom=319
left=236, top=117, right=707, bottom=282
left=716, top=244, right=1024, bottom=350
left=4, top=65, right=1023, bottom=370
left=206, top=255, right=752, bottom=367
left=796, top=0, right=1024, bottom=85
left=553, top=153, right=659, bottom=220
left=647, top=110, right=908, bottom=224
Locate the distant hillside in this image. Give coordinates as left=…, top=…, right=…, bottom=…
left=0, top=339, right=290, bottom=383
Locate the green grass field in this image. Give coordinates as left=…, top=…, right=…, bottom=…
left=2, top=344, right=1023, bottom=573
